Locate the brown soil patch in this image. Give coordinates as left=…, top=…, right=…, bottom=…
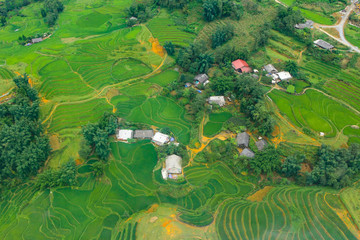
left=41, top=97, right=50, bottom=104
left=272, top=125, right=280, bottom=137
left=106, top=88, right=120, bottom=100
left=150, top=216, right=158, bottom=223
left=300, top=163, right=312, bottom=173
left=247, top=186, right=273, bottom=202
left=75, top=159, right=83, bottom=166
left=323, top=28, right=340, bottom=39
left=49, top=135, right=60, bottom=151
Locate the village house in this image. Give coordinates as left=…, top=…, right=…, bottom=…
left=276, top=71, right=292, bottom=82
left=294, top=20, right=314, bottom=29
left=263, top=64, right=278, bottom=74
left=31, top=38, right=43, bottom=44
left=314, top=39, right=334, bottom=50
left=161, top=154, right=183, bottom=180
left=194, top=74, right=209, bottom=86
left=255, top=139, right=267, bottom=151
left=236, top=132, right=250, bottom=148
left=208, top=96, right=226, bottom=107
left=134, top=130, right=154, bottom=139
left=152, top=132, right=170, bottom=145
left=240, top=148, right=255, bottom=158
left=232, top=59, right=252, bottom=73
left=116, top=129, right=134, bottom=141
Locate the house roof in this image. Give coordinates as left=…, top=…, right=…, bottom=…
left=295, top=20, right=314, bottom=29
left=236, top=132, right=250, bottom=147
left=277, top=71, right=292, bottom=81
left=314, top=39, right=334, bottom=50
left=134, top=130, right=154, bottom=139
left=165, top=154, right=182, bottom=174
left=240, top=148, right=255, bottom=158
left=117, top=129, right=134, bottom=140
left=208, top=96, right=226, bottom=107
left=194, top=74, right=209, bottom=84
left=152, top=132, right=170, bottom=145
left=31, top=38, right=43, bottom=43
left=255, top=139, right=267, bottom=151
left=264, top=64, right=278, bottom=74
left=232, top=59, right=252, bottom=73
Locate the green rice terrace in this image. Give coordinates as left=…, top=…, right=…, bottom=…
left=0, top=0, right=360, bottom=239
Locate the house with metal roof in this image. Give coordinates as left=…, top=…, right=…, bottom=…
left=240, top=148, right=255, bottom=158
left=162, top=154, right=183, bottom=179
left=152, top=132, right=170, bottom=145
left=295, top=20, right=314, bottom=29
left=117, top=129, right=134, bottom=141
left=263, top=64, right=278, bottom=74
left=208, top=96, right=226, bottom=107
left=134, top=130, right=154, bottom=139
left=255, top=139, right=267, bottom=151
left=194, top=74, right=209, bottom=86
left=314, top=39, right=334, bottom=50
left=232, top=59, right=252, bottom=73
left=276, top=71, right=292, bottom=82
left=236, top=132, right=250, bottom=148
left=31, top=38, right=43, bottom=44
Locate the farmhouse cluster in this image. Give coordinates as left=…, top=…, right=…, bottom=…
left=236, top=132, right=268, bottom=158
left=116, top=129, right=183, bottom=180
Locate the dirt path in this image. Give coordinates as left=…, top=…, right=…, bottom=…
left=297, top=47, right=307, bottom=64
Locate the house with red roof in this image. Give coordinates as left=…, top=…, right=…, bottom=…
left=232, top=59, right=252, bottom=73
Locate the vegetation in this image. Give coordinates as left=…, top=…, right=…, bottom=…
left=0, top=75, right=50, bottom=183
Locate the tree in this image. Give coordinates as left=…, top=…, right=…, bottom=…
left=164, top=41, right=175, bottom=55
left=210, top=75, right=234, bottom=95
left=92, top=161, right=104, bottom=178
left=78, top=139, right=92, bottom=159
left=249, top=145, right=281, bottom=175
left=211, top=23, right=234, bottom=49
left=282, top=154, right=304, bottom=177
left=203, top=0, right=220, bottom=22
left=285, top=61, right=299, bottom=77
left=160, top=127, right=171, bottom=135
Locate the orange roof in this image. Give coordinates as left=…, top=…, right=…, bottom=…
left=232, top=59, right=252, bottom=73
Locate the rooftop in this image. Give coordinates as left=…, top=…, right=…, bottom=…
left=314, top=39, right=334, bottom=50
left=240, top=148, right=255, bottom=158
left=165, top=154, right=182, bottom=174
left=255, top=139, right=267, bottom=151
left=152, top=132, right=170, bottom=145
left=208, top=96, right=226, bottom=107
left=134, top=130, right=154, bottom=139
left=117, top=129, right=134, bottom=140
left=236, top=132, right=250, bottom=148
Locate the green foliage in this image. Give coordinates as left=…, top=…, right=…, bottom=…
left=81, top=113, right=117, bottom=160
left=211, top=23, right=234, bottom=49
left=282, top=154, right=304, bottom=177
left=126, top=1, right=155, bottom=23
left=286, top=85, right=295, bottom=93
left=0, top=75, right=50, bottom=182
left=309, top=144, right=360, bottom=189
left=203, top=0, right=220, bottom=22
left=92, top=161, right=104, bottom=178
left=36, top=160, right=77, bottom=190
left=177, top=40, right=213, bottom=74
left=273, top=7, right=304, bottom=35
left=235, top=75, right=275, bottom=136
left=42, top=0, right=64, bottom=26
left=164, top=41, right=175, bottom=55
left=249, top=145, right=281, bottom=175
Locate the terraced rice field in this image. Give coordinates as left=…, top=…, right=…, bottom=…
left=0, top=142, right=254, bottom=238
left=324, top=80, right=360, bottom=112
left=203, top=112, right=232, bottom=137
left=216, top=187, right=358, bottom=240
left=268, top=89, right=360, bottom=138
left=147, top=11, right=195, bottom=46
left=127, top=96, right=192, bottom=144
left=302, top=60, right=359, bottom=86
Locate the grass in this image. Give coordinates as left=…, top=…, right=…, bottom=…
left=345, top=24, right=360, bottom=48
left=268, top=89, right=360, bottom=139
left=145, top=69, right=179, bottom=87
left=76, top=11, right=112, bottom=28
left=295, top=7, right=335, bottom=25
left=341, top=183, right=360, bottom=230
